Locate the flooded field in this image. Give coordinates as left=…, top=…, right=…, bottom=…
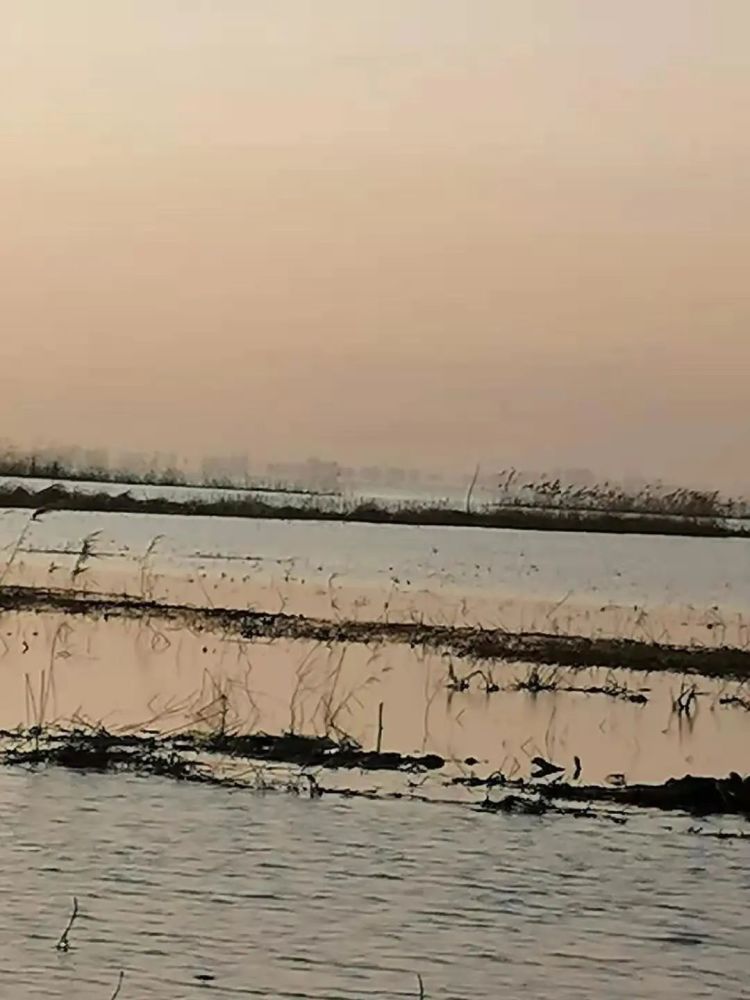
left=8, top=0, right=750, bottom=991
left=2, top=609, right=749, bottom=789
left=1, top=507, right=748, bottom=997
left=2, top=508, right=750, bottom=644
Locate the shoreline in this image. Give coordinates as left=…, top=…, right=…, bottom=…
left=3, top=726, right=748, bottom=820
left=1, top=482, right=747, bottom=538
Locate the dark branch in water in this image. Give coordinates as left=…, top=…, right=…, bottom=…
left=672, top=679, right=698, bottom=717
left=56, top=897, right=79, bottom=952
left=376, top=701, right=384, bottom=754
left=110, top=971, right=125, bottom=1000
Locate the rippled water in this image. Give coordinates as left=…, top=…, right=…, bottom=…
left=0, top=769, right=748, bottom=999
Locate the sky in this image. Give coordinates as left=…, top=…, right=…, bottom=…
left=2, top=1, right=749, bottom=488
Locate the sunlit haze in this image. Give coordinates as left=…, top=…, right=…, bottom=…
left=2, top=1, right=749, bottom=488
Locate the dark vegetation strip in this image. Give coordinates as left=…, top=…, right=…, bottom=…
left=535, top=774, right=750, bottom=817
left=1, top=483, right=747, bottom=537
left=2, top=585, right=749, bottom=679
left=464, top=768, right=750, bottom=818
left=478, top=776, right=750, bottom=819
left=4, top=727, right=749, bottom=818
left=0, top=728, right=444, bottom=778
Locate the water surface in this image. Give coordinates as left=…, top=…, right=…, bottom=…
left=3, top=509, right=750, bottom=645
left=0, top=769, right=747, bottom=999
left=3, top=610, right=749, bottom=787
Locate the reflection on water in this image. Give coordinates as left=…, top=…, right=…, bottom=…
left=0, top=769, right=747, bottom=999
left=2, top=611, right=748, bottom=786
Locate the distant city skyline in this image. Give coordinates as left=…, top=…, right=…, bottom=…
left=0, top=438, right=744, bottom=500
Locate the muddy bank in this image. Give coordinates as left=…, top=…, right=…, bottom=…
left=4, top=727, right=749, bottom=819
left=468, top=773, right=750, bottom=819
left=0, top=727, right=443, bottom=781
left=479, top=779, right=750, bottom=820
left=203, top=731, right=444, bottom=771
left=3, top=584, right=750, bottom=679
left=1, top=482, right=745, bottom=537
left=534, top=774, right=750, bottom=816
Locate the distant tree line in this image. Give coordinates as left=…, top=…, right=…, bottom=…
left=0, top=442, right=745, bottom=518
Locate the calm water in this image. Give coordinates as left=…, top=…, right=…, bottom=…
left=7, top=508, right=749, bottom=606
left=0, top=768, right=748, bottom=1000
left=3, top=508, right=750, bottom=644
left=3, top=610, right=750, bottom=787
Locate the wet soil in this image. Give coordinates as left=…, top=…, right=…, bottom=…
left=0, top=727, right=443, bottom=780
left=536, top=773, right=750, bottom=816
left=4, top=726, right=748, bottom=819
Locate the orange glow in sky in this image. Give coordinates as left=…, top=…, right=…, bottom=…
left=2, top=1, right=749, bottom=487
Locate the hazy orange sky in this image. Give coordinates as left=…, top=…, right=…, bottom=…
left=2, top=1, right=749, bottom=487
